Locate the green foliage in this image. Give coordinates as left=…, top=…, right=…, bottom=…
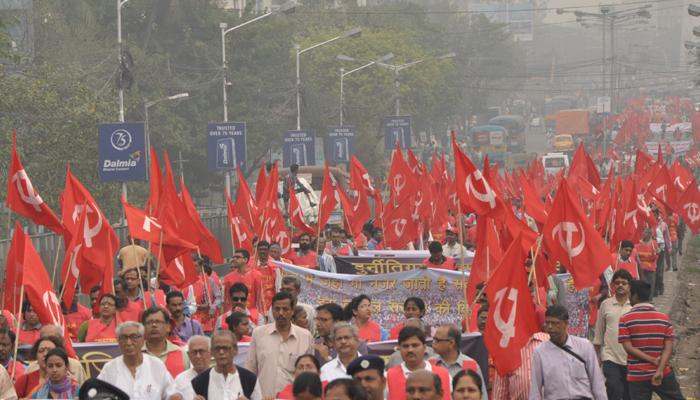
left=0, top=0, right=525, bottom=228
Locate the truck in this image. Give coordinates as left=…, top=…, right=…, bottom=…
left=544, top=96, right=578, bottom=131
left=554, top=109, right=591, bottom=142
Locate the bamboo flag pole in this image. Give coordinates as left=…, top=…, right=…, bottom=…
left=153, top=231, right=164, bottom=287
left=457, top=202, right=468, bottom=309
left=50, top=235, right=64, bottom=287
left=2, top=212, right=12, bottom=311
left=10, top=285, right=24, bottom=381
left=133, top=238, right=148, bottom=309
left=196, top=248, right=211, bottom=307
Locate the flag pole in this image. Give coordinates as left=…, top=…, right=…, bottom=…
left=50, top=235, right=64, bottom=287
left=196, top=248, right=211, bottom=308
left=528, top=235, right=543, bottom=286
left=10, top=285, right=24, bottom=381
left=133, top=238, right=148, bottom=309
left=153, top=231, right=164, bottom=292
left=456, top=202, right=468, bottom=311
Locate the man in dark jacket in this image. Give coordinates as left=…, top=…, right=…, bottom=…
left=191, top=330, right=261, bottom=399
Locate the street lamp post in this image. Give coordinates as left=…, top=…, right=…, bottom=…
left=337, top=53, right=394, bottom=125
left=219, top=1, right=295, bottom=195
left=295, top=27, right=362, bottom=130
left=144, top=92, right=189, bottom=180
left=117, top=0, right=129, bottom=206
left=560, top=5, right=651, bottom=153
left=376, top=52, right=456, bottom=116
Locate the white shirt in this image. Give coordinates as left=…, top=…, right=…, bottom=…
left=443, top=242, right=473, bottom=259
left=208, top=368, right=264, bottom=400
left=97, top=354, right=179, bottom=400
left=319, top=353, right=361, bottom=382
left=174, top=368, right=199, bottom=400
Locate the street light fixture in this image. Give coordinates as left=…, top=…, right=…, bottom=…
left=561, top=4, right=651, bottom=153
left=219, top=1, right=295, bottom=195
left=295, top=27, right=363, bottom=129
left=374, top=52, right=456, bottom=116
left=336, top=52, right=394, bottom=125
left=144, top=92, right=189, bottom=180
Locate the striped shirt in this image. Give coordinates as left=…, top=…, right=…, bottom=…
left=618, top=303, right=673, bottom=382
left=493, top=332, right=549, bottom=400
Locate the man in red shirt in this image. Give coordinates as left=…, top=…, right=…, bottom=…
left=422, top=242, right=456, bottom=270
left=223, top=249, right=263, bottom=319
left=250, top=241, right=280, bottom=317
left=619, top=280, right=685, bottom=399
left=289, top=233, right=318, bottom=269
left=324, top=227, right=353, bottom=256
left=612, top=240, right=640, bottom=279
left=61, top=294, right=92, bottom=341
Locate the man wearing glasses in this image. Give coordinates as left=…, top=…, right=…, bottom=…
left=223, top=249, right=263, bottom=324
left=98, top=321, right=182, bottom=400
left=192, top=330, right=262, bottom=400
left=141, top=307, right=191, bottom=378
left=430, top=324, right=487, bottom=400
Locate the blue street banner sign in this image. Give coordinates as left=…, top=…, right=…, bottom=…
left=383, top=116, right=412, bottom=150
left=283, top=130, right=316, bottom=167
left=98, top=122, right=146, bottom=182
left=327, top=126, right=355, bottom=164
left=207, top=122, right=247, bottom=171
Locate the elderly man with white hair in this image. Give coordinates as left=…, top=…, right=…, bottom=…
left=175, top=335, right=211, bottom=400
left=97, top=322, right=182, bottom=400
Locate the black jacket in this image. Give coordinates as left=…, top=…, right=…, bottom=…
left=191, top=366, right=257, bottom=399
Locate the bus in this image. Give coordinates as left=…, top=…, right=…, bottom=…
left=469, top=125, right=508, bottom=166
left=488, top=115, right=526, bottom=153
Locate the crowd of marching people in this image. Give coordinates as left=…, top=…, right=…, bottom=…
left=1, top=110, right=696, bottom=399
left=0, top=208, right=689, bottom=399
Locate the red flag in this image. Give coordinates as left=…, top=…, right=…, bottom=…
left=254, top=161, right=268, bottom=203
left=677, top=180, right=700, bottom=234
left=180, top=177, right=224, bottom=263
left=452, top=136, right=502, bottom=216
left=152, top=151, right=201, bottom=264
left=146, top=147, right=162, bottom=213
left=634, top=149, right=655, bottom=177
left=6, top=130, right=63, bottom=233
left=350, top=155, right=376, bottom=196
left=61, top=167, right=119, bottom=293
left=122, top=196, right=195, bottom=251
left=317, top=163, right=338, bottom=232
left=160, top=255, right=198, bottom=290
left=21, top=227, right=66, bottom=329
left=59, top=206, right=88, bottom=310
left=484, top=233, right=539, bottom=375
left=670, top=160, right=693, bottom=192
left=542, top=179, right=611, bottom=289
left=235, top=167, right=259, bottom=231
left=337, top=184, right=358, bottom=236
left=518, top=172, right=548, bottom=226
left=226, top=192, right=254, bottom=252
left=467, top=217, right=503, bottom=304
left=382, top=199, right=419, bottom=250
left=4, top=223, right=26, bottom=315
left=387, top=144, right=418, bottom=205
left=647, top=165, right=678, bottom=213
left=258, top=162, right=281, bottom=241
left=568, top=143, right=600, bottom=190
left=289, top=185, right=316, bottom=236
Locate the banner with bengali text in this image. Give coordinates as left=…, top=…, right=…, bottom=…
left=278, top=261, right=470, bottom=331
left=334, top=250, right=473, bottom=275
